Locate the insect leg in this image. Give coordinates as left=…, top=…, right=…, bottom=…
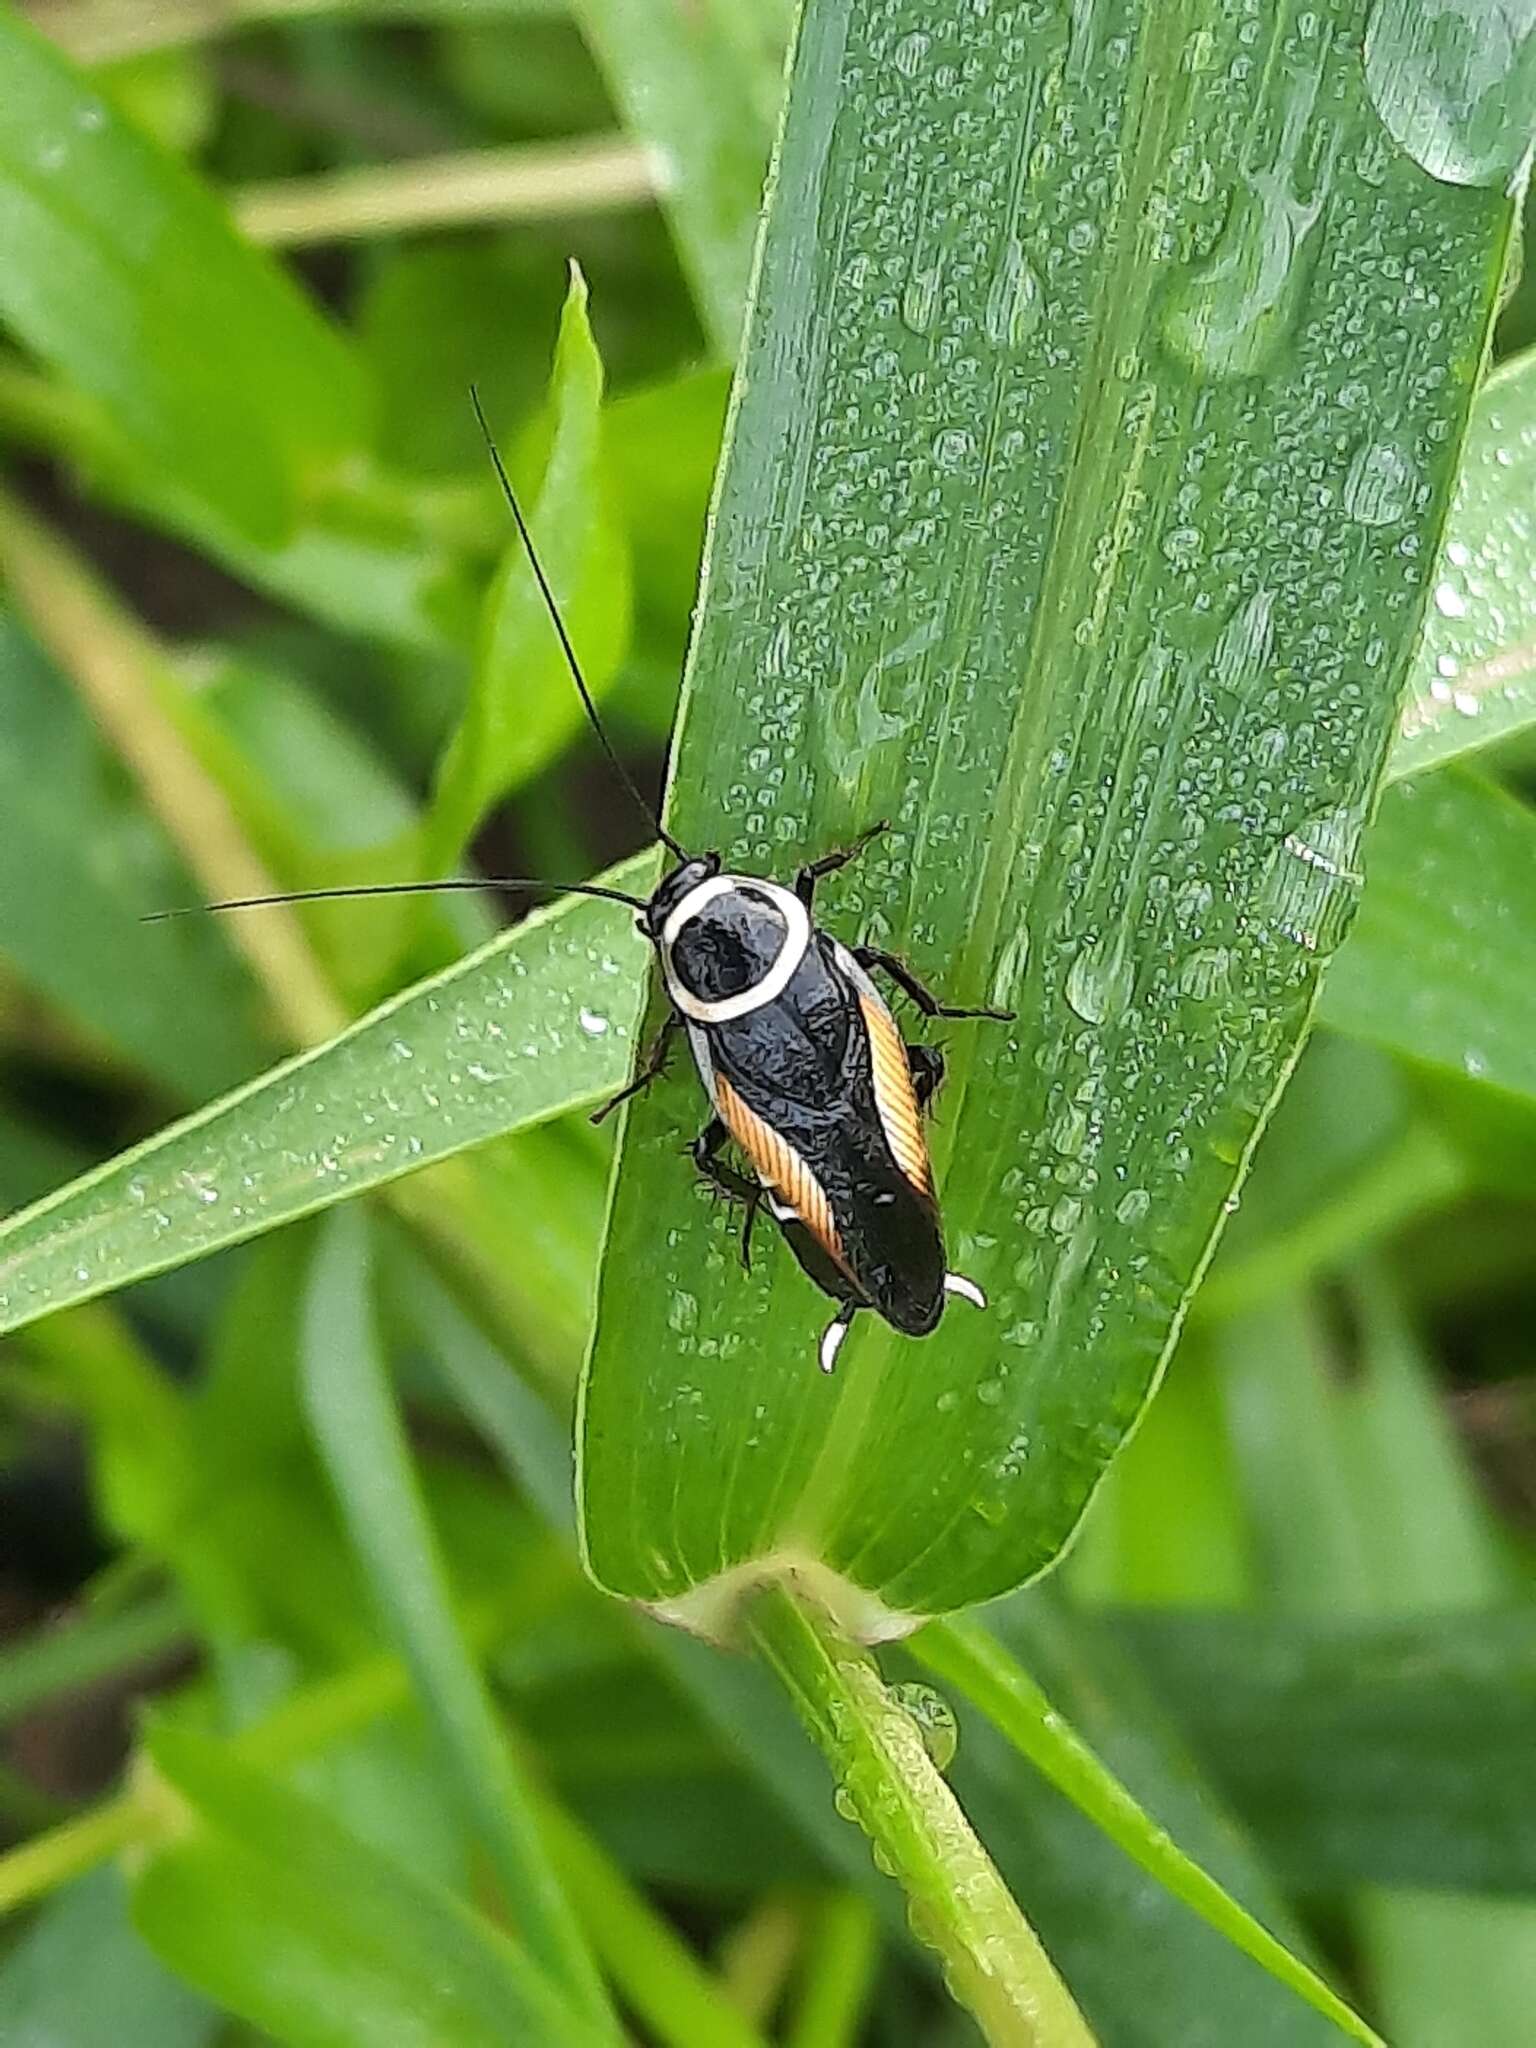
left=794, top=819, right=890, bottom=907
left=907, top=1042, right=945, bottom=1112
left=590, top=1009, right=681, bottom=1125
left=691, top=1117, right=759, bottom=1200
left=692, top=1118, right=767, bottom=1269
left=854, top=946, right=1014, bottom=1022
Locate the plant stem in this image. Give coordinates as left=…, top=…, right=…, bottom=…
left=912, top=1615, right=1384, bottom=2048
left=0, top=492, right=344, bottom=1048
left=233, top=136, right=655, bottom=248
left=748, top=1579, right=1095, bottom=2048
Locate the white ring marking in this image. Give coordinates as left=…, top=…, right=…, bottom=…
left=662, top=875, right=811, bottom=1024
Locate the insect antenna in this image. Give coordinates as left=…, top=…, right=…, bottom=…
left=469, top=385, right=689, bottom=862
left=142, top=876, right=648, bottom=924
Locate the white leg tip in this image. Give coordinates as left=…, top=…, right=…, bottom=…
left=944, top=1272, right=986, bottom=1310
left=819, top=1316, right=851, bottom=1374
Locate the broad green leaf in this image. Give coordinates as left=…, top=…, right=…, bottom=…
left=300, top=1210, right=615, bottom=2034
left=0, top=856, right=655, bottom=1339
left=0, top=12, right=366, bottom=543
left=1117, top=1604, right=1536, bottom=1896
left=579, top=0, right=1514, bottom=1622
left=1320, top=772, right=1536, bottom=1102
left=428, top=268, right=630, bottom=865
left=0, top=1869, right=215, bottom=2048
left=571, top=0, right=783, bottom=354
left=132, top=1721, right=606, bottom=2048
left=1393, top=344, right=1536, bottom=781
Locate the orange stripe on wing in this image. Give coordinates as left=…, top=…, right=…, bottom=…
left=714, top=1074, right=844, bottom=1266
left=858, top=991, right=933, bottom=1196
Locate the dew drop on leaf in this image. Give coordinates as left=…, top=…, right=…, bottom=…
left=890, top=1681, right=959, bottom=1771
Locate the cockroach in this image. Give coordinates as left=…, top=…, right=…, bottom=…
left=171, top=394, right=1012, bottom=1372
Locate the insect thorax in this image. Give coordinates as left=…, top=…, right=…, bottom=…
left=659, top=875, right=810, bottom=1024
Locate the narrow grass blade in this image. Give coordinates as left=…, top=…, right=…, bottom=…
left=300, top=1209, right=616, bottom=2036
left=912, top=1614, right=1382, bottom=2047
left=785, top=1892, right=879, bottom=2048
left=0, top=1590, right=190, bottom=1727
left=579, top=0, right=1515, bottom=1623
left=429, top=267, right=630, bottom=863
left=1219, top=1281, right=1536, bottom=2048
left=571, top=0, right=780, bottom=354
left=0, top=853, right=655, bottom=1339
left=1393, top=344, right=1536, bottom=780
left=133, top=1721, right=607, bottom=2048
left=0, top=11, right=364, bottom=543
left=1116, top=1605, right=1536, bottom=1896
left=1320, top=772, right=1536, bottom=1101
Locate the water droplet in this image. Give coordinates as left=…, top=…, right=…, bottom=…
left=990, top=923, right=1030, bottom=1008
left=578, top=1008, right=610, bottom=1036
left=1209, top=589, right=1274, bottom=694
left=1256, top=806, right=1364, bottom=957
left=890, top=1682, right=958, bottom=1770
left=892, top=29, right=930, bottom=77
left=901, top=257, right=943, bottom=334
left=976, top=1374, right=1008, bottom=1408
left=667, top=1291, right=698, bottom=1335
left=932, top=426, right=975, bottom=470
left=833, top=1786, right=859, bottom=1823
left=1161, top=36, right=1331, bottom=378
left=1116, top=1187, right=1151, bottom=1226
left=1343, top=440, right=1415, bottom=526
left=1364, top=0, right=1536, bottom=190
left=1065, top=934, right=1132, bottom=1024
left=984, top=236, right=1043, bottom=347
left=1178, top=945, right=1232, bottom=1000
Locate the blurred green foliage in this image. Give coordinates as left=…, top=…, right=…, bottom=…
left=0, top=4, right=1532, bottom=2046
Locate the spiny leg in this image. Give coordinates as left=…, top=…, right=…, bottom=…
left=907, top=1041, right=945, bottom=1112
left=692, top=1116, right=764, bottom=1270
left=590, top=1009, right=681, bottom=1125
left=794, top=819, right=890, bottom=908
left=854, top=944, right=1013, bottom=1022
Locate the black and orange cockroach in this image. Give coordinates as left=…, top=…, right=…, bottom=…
left=169, top=394, right=1012, bottom=1372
